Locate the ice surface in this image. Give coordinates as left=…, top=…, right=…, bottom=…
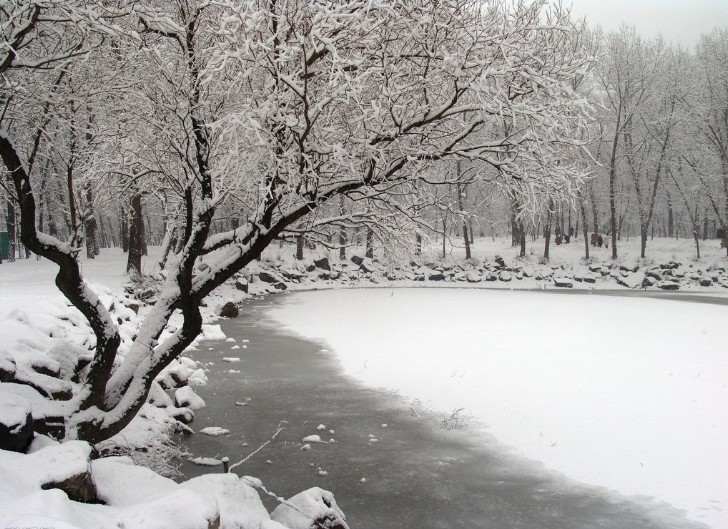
left=267, top=288, right=728, bottom=529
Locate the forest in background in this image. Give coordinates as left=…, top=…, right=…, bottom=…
left=1, top=3, right=725, bottom=271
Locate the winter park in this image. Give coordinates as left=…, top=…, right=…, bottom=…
left=1, top=1, right=728, bottom=529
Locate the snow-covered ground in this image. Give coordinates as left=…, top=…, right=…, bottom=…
left=266, top=287, right=728, bottom=529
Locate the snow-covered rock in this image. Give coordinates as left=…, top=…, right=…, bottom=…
left=553, top=277, right=573, bottom=288
left=175, top=386, right=206, bottom=411
left=218, top=302, right=239, bottom=319
left=0, top=392, right=33, bottom=452
left=271, top=487, right=349, bottom=529
left=182, top=474, right=288, bottom=529
left=148, top=381, right=173, bottom=408
left=0, top=440, right=96, bottom=502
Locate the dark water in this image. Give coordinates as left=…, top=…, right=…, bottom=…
left=177, top=293, right=710, bottom=529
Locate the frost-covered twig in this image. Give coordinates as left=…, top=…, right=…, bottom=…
left=228, top=421, right=287, bottom=472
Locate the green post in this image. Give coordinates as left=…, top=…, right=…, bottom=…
left=0, top=232, right=8, bottom=260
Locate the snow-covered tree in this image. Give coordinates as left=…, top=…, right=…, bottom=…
left=1, top=0, right=592, bottom=443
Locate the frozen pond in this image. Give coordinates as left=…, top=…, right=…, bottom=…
left=263, top=288, right=728, bottom=529
left=180, top=289, right=726, bottom=529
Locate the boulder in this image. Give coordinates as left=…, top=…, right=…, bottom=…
left=174, top=386, right=206, bottom=411
left=279, top=267, right=304, bottom=280
left=36, top=441, right=97, bottom=503
left=588, top=262, right=602, bottom=272
left=493, top=255, right=506, bottom=268
left=42, top=465, right=96, bottom=503
left=218, top=302, right=239, bottom=319
left=582, top=275, right=597, bottom=284
left=168, top=406, right=195, bottom=425
left=0, top=352, right=16, bottom=382
left=428, top=272, right=445, bottom=281
left=700, top=278, right=713, bottom=287
left=553, top=277, right=573, bottom=288
left=360, top=258, right=378, bottom=273
left=0, top=393, right=34, bottom=452
left=234, top=278, right=249, bottom=293
left=314, top=257, right=331, bottom=271
left=271, top=487, right=349, bottom=529
left=148, top=381, right=173, bottom=408
left=465, top=272, right=482, bottom=283
left=258, top=271, right=285, bottom=284
left=498, top=271, right=512, bottom=282
left=350, top=255, right=364, bottom=266
left=657, top=281, right=680, bottom=291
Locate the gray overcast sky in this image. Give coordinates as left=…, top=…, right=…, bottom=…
left=568, top=0, right=728, bottom=47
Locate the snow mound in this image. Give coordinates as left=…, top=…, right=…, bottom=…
left=175, top=386, right=206, bottom=411
left=271, top=487, right=349, bottom=529
left=200, top=426, right=230, bottom=436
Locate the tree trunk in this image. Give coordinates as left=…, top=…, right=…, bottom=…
left=84, top=186, right=98, bottom=259
left=158, top=224, right=176, bottom=270
left=120, top=206, right=129, bottom=253
left=579, top=189, right=589, bottom=260
left=519, top=220, right=526, bottom=258
left=415, top=233, right=422, bottom=256
left=456, top=178, right=471, bottom=260
left=338, top=195, right=346, bottom=260
left=126, top=194, right=143, bottom=276
left=365, top=228, right=374, bottom=259
left=442, top=216, right=447, bottom=259
left=296, top=234, right=304, bottom=260
left=6, top=196, right=16, bottom=262
left=543, top=201, right=553, bottom=260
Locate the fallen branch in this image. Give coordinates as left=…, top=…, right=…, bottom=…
left=228, top=421, right=287, bottom=472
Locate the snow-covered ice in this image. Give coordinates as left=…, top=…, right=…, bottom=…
left=267, top=287, right=728, bottom=529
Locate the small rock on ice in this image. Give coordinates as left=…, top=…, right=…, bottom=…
left=231, top=345, right=241, bottom=350
left=360, top=478, right=367, bottom=484
left=381, top=424, right=388, bottom=428
left=222, top=357, right=241, bottom=362
left=328, top=429, right=335, bottom=435
left=316, top=424, right=326, bottom=431
left=302, top=434, right=324, bottom=443
left=265, top=460, right=273, bottom=465
left=225, top=337, right=236, bottom=343
left=301, top=444, right=311, bottom=451
left=317, top=470, right=328, bottom=477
